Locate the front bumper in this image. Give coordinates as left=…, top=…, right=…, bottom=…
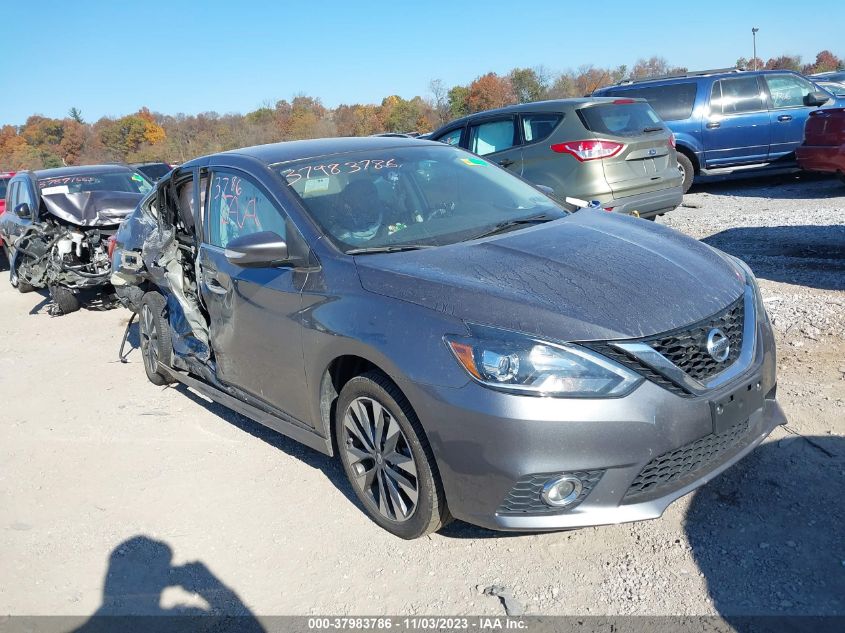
left=406, top=316, right=781, bottom=532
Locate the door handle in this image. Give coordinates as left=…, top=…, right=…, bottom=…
left=777, top=114, right=793, bottom=122
left=706, top=121, right=721, bottom=129
left=498, top=159, right=515, bottom=168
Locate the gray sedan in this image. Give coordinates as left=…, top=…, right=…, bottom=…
left=111, top=137, right=784, bottom=538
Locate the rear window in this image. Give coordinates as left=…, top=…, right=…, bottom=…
left=603, top=83, right=697, bottom=121
left=578, top=103, right=663, bottom=138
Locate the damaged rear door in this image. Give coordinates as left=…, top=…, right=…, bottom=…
left=199, top=167, right=312, bottom=425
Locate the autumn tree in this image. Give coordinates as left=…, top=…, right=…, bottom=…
left=428, top=79, right=451, bottom=124
left=509, top=67, right=547, bottom=104
left=765, top=55, right=802, bottom=71
left=467, top=73, right=516, bottom=113
left=447, top=85, right=470, bottom=118
left=803, top=50, right=843, bottom=74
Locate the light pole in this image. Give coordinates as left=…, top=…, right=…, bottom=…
left=752, top=28, right=759, bottom=70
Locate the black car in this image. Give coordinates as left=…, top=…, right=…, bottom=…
left=1, top=165, right=152, bottom=314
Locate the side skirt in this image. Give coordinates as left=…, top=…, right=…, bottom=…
left=158, top=364, right=333, bottom=456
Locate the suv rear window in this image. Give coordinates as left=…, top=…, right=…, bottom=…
left=578, top=103, right=663, bottom=138
left=603, top=83, right=697, bottom=121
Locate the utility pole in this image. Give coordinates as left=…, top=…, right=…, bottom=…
left=752, top=28, right=759, bottom=70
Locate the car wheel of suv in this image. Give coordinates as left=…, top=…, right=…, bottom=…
left=9, top=252, right=35, bottom=293
left=677, top=153, right=694, bottom=193
left=139, top=291, right=174, bottom=386
left=336, top=371, right=451, bottom=539
left=49, top=285, right=81, bottom=315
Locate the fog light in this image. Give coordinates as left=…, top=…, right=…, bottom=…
left=541, top=475, right=583, bottom=507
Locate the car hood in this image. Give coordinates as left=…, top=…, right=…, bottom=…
left=41, top=190, right=143, bottom=227
left=355, top=210, right=745, bottom=342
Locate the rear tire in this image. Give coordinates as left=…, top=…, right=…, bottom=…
left=677, top=152, right=695, bottom=194
left=139, top=291, right=174, bottom=386
left=49, top=285, right=81, bottom=315
left=335, top=371, right=451, bottom=539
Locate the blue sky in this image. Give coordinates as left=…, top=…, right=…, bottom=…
left=2, top=0, right=843, bottom=126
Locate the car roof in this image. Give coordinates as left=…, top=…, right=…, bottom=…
left=31, top=164, right=136, bottom=179
left=434, top=98, right=626, bottom=130
left=601, top=68, right=802, bottom=90
left=216, top=136, right=438, bottom=166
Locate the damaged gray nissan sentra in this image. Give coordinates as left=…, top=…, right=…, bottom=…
left=1, top=165, right=152, bottom=314
left=111, top=136, right=785, bottom=539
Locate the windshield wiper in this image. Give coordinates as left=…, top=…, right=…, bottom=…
left=466, top=213, right=558, bottom=241
left=346, top=244, right=436, bottom=255
left=643, top=126, right=664, bottom=133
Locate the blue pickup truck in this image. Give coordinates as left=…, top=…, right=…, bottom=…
left=594, top=69, right=843, bottom=191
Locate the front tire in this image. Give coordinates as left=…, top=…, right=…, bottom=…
left=9, top=250, right=35, bottom=293
left=335, top=371, right=451, bottom=539
left=677, top=152, right=695, bottom=194
left=139, top=291, right=174, bottom=386
left=49, top=285, right=81, bottom=315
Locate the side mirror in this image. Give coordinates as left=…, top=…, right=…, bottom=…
left=224, top=231, right=289, bottom=268
left=805, top=91, right=831, bottom=107
left=14, top=202, right=32, bottom=219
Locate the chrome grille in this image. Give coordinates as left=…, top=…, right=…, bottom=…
left=643, top=296, right=744, bottom=382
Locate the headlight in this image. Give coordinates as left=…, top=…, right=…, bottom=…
left=730, top=255, right=768, bottom=323
left=445, top=326, right=643, bottom=398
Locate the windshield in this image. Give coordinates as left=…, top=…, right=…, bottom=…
left=38, top=171, right=153, bottom=196
left=274, top=145, right=565, bottom=253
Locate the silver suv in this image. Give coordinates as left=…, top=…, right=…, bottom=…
left=430, top=98, right=684, bottom=219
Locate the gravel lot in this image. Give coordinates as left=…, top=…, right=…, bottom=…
left=1, top=173, right=843, bottom=620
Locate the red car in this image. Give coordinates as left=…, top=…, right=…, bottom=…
left=796, top=108, right=845, bottom=182
left=0, top=171, right=15, bottom=215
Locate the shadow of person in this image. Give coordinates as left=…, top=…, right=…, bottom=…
left=71, top=536, right=265, bottom=633
left=686, top=435, right=845, bottom=622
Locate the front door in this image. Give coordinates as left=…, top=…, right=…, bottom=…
left=466, top=116, right=524, bottom=174
left=703, top=75, right=770, bottom=167
left=198, top=168, right=312, bottom=425
left=763, top=73, right=823, bottom=160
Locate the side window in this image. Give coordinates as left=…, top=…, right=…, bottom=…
left=18, top=181, right=36, bottom=213
left=521, top=114, right=563, bottom=144
left=206, top=171, right=287, bottom=248
left=468, top=118, right=517, bottom=156
left=765, top=74, right=815, bottom=108
left=435, top=128, right=463, bottom=146
left=605, top=83, right=698, bottom=121
left=7, top=182, right=18, bottom=209
left=711, top=77, right=765, bottom=115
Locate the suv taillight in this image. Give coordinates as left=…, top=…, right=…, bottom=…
left=668, top=132, right=676, bottom=149
left=551, top=140, right=625, bottom=161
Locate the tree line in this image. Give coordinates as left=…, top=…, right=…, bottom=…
left=1, top=50, right=841, bottom=171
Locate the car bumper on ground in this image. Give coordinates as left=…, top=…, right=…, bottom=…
left=604, top=184, right=684, bottom=219
left=795, top=145, right=845, bottom=175
left=407, top=321, right=781, bottom=532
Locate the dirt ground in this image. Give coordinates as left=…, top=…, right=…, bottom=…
left=1, top=173, right=843, bottom=619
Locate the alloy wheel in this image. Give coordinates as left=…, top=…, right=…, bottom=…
left=342, top=397, right=419, bottom=522
left=140, top=304, right=159, bottom=376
